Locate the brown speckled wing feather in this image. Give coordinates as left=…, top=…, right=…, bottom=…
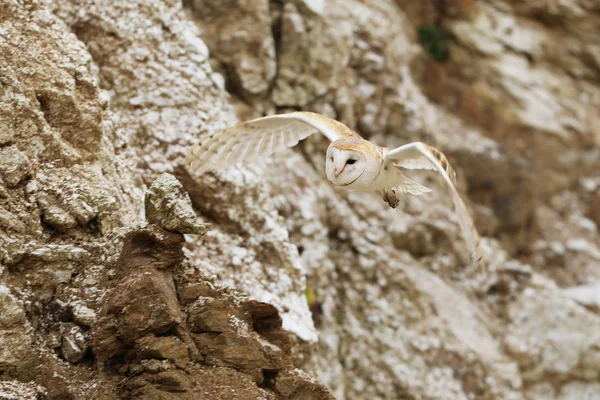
left=387, top=142, right=484, bottom=269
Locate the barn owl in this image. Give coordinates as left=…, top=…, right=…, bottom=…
left=186, top=111, right=484, bottom=268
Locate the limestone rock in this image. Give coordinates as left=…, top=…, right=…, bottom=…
left=556, top=382, right=600, bottom=400
left=145, top=173, right=210, bottom=235
left=61, top=324, right=89, bottom=363
left=0, top=285, right=33, bottom=370
left=186, top=0, right=276, bottom=98
left=0, top=381, right=46, bottom=400
left=506, top=289, right=600, bottom=381
left=563, top=282, right=600, bottom=312
left=71, top=301, right=97, bottom=328
left=0, top=146, right=32, bottom=188
left=2, top=0, right=600, bottom=398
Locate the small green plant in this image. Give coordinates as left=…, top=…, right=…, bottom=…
left=418, top=25, right=450, bottom=63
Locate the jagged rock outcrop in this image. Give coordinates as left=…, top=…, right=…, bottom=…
left=91, top=216, right=332, bottom=399
left=1, top=0, right=600, bottom=399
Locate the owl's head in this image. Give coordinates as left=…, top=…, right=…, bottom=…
left=325, top=137, right=371, bottom=187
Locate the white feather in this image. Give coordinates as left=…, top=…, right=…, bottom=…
left=387, top=142, right=483, bottom=269
left=186, top=112, right=349, bottom=175
left=394, top=174, right=433, bottom=195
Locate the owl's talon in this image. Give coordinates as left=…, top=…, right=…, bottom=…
left=382, top=188, right=400, bottom=209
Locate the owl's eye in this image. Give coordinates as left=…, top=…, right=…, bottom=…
left=346, top=159, right=356, bottom=165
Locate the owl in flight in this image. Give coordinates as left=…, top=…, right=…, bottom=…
left=186, top=111, right=484, bottom=268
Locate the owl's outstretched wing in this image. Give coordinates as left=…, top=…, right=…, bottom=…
left=386, top=142, right=484, bottom=269
left=186, top=111, right=359, bottom=175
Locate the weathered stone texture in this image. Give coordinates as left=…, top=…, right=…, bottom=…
left=1, top=0, right=599, bottom=399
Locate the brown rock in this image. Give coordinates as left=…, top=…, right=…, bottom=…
left=177, top=282, right=221, bottom=306
left=93, top=226, right=186, bottom=365
left=94, top=268, right=184, bottom=359
left=187, top=297, right=249, bottom=333
left=274, top=368, right=335, bottom=400
left=124, top=369, right=193, bottom=399
left=192, top=331, right=285, bottom=370
left=188, top=366, right=277, bottom=400
left=117, top=226, right=185, bottom=272
left=134, top=336, right=189, bottom=362
left=244, top=300, right=291, bottom=355
left=120, top=272, right=183, bottom=340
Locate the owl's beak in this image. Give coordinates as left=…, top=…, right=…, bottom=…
left=334, top=166, right=345, bottom=178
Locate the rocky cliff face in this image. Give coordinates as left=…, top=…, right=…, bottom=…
left=1, top=0, right=599, bottom=399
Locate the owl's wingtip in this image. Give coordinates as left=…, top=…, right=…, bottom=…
left=184, top=156, right=207, bottom=176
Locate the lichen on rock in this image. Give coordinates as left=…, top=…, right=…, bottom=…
left=145, top=173, right=210, bottom=235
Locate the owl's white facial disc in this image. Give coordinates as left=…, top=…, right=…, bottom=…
left=325, top=146, right=367, bottom=187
